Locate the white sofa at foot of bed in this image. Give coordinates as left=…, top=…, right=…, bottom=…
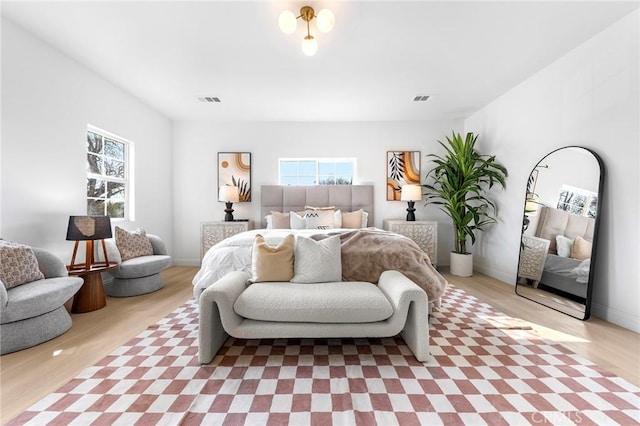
left=198, top=270, right=429, bottom=363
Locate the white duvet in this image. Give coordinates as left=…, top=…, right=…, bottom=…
left=192, top=229, right=354, bottom=298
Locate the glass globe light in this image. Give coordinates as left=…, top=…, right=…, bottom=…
left=316, top=9, right=335, bottom=33
left=301, top=36, right=318, bottom=56
left=279, top=10, right=297, bottom=34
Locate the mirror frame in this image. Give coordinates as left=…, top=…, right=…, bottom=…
left=515, top=146, right=605, bottom=320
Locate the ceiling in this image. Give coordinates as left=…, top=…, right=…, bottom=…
left=2, top=1, right=638, bottom=122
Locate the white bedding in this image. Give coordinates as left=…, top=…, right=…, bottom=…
left=193, top=229, right=356, bottom=298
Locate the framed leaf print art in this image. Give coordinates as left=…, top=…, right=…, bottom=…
left=218, top=152, right=251, bottom=202
left=387, top=151, right=420, bottom=200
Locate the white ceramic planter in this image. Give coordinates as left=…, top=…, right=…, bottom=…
left=450, top=252, right=473, bottom=277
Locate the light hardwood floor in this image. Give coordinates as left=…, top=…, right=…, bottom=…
left=1, top=266, right=639, bottom=424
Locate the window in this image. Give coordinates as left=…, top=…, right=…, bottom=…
left=279, top=158, right=356, bottom=185
left=556, top=184, right=598, bottom=218
left=86, top=126, right=131, bottom=219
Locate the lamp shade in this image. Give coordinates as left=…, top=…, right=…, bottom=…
left=400, top=185, right=422, bottom=201
left=219, top=185, right=240, bottom=202
left=525, top=196, right=539, bottom=216
left=66, top=216, right=112, bottom=241
left=316, top=9, right=335, bottom=33
left=279, top=10, right=297, bottom=34
left=301, top=36, right=318, bottom=56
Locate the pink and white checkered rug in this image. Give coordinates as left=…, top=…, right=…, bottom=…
left=9, top=286, right=640, bottom=425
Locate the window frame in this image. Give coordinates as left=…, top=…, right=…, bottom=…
left=278, top=158, right=357, bottom=186
left=86, top=125, right=134, bottom=221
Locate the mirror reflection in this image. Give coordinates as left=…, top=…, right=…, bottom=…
left=516, top=146, right=604, bottom=320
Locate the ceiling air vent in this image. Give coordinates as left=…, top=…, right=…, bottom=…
left=413, top=95, right=430, bottom=102
left=198, top=97, right=221, bottom=103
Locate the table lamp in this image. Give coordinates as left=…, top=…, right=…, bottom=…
left=400, top=184, right=422, bottom=222
left=219, top=185, right=240, bottom=221
left=66, top=215, right=113, bottom=271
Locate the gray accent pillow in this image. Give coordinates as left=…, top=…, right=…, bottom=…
left=291, top=235, right=341, bottom=283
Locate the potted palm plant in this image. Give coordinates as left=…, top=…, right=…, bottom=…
left=423, top=131, right=508, bottom=276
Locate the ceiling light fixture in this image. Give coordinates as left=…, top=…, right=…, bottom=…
left=279, top=6, right=335, bottom=56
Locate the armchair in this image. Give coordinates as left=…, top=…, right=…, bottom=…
left=102, top=234, right=171, bottom=297
left=1, top=247, right=83, bottom=355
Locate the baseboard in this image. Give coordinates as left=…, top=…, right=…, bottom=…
left=591, top=302, right=640, bottom=333
left=474, top=262, right=514, bottom=285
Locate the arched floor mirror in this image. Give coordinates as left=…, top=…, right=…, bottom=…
left=515, top=146, right=604, bottom=320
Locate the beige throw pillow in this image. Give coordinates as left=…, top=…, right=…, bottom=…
left=571, top=235, right=592, bottom=260
left=115, top=226, right=154, bottom=261
left=0, top=240, right=45, bottom=289
left=270, top=211, right=291, bottom=229
left=251, top=234, right=295, bottom=282
left=341, top=209, right=364, bottom=229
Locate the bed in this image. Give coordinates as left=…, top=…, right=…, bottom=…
left=192, top=185, right=447, bottom=303
left=534, top=206, right=594, bottom=300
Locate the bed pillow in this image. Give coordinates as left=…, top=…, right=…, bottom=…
left=362, top=211, right=369, bottom=227
left=250, top=234, right=295, bottom=283
left=270, top=211, right=291, bottom=229
left=0, top=240, right=45, bottom=289
left=291, top=235, right=342, bottom=283
left=304, top=209, right=335, bottom=230
left=115, top=227, right=154, bottom=261
left=342, top=209, right=364, bottom=229
left=571, top=235, right=592, bottom=260
left=289, top=211, right=306, bottom=229
left=555, top=235, right=573, bottom=257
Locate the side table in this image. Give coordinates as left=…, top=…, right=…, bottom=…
left=383, top=219, right=438, bottom=266
left=68, top=263, right=119, bottom=313
left=201, top=221, right=255, bottom=260
left=518, top=235, right=550, bottom=285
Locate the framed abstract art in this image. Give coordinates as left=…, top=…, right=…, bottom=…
left=218, top=152, right=251, bottom=202
left=387, top=151, right=420, bottom=200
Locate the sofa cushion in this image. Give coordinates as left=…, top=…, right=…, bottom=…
left=0, top=277, right=83, bottom=324
left=291, top=235, right=341, bottom=283
left=115, top=227, right=154, bottom=261
left=234, top=281, right=394, bottom=323
left=0, top=241, right=45, bottom=289
left=109, top=255, right=172, bottom=279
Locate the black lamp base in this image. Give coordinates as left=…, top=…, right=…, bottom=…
left=406, top=201, right=416, bottom=221
left=224, top=202, right=235, bottom=222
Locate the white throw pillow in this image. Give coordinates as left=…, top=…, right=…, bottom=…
left=291, top=235, right=342, bottom=283
left=265, top=215, right=273, bottom=229
left=304, top=209, right=335, bottom=230
left=362, top=211, right=369, bottom=227
left=289, top=211, right=305, bottom=229
left=334, top=210, right=342, bottom=227
left=556, top=235, right=573, bottom=257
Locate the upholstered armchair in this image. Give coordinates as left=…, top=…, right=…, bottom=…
left=0, top=245, right=83, bottom=355
left=102, top=233, right=171, bottom=297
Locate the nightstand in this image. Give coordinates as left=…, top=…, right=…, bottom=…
left=201, top=221, right=254, bottom=259
left=383, top=219, right=438, bottom=266
left=518, top=235, right=550, bottom=284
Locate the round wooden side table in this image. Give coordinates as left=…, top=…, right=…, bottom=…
left=67, top=263, right=119, bottom=313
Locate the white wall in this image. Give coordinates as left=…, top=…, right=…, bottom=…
left=465, top=10, right=639, bottom=331
left=1, top=19, right=174, bottom=261
left=171, top=120, right=462, bottom=265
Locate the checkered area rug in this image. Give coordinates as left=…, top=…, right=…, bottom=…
left=9, top=286, right=640, bottom=426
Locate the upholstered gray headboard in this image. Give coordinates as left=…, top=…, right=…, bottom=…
left=260, top=185, right=374, bottom=228
left=535, top=206, right=595, bottom=254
